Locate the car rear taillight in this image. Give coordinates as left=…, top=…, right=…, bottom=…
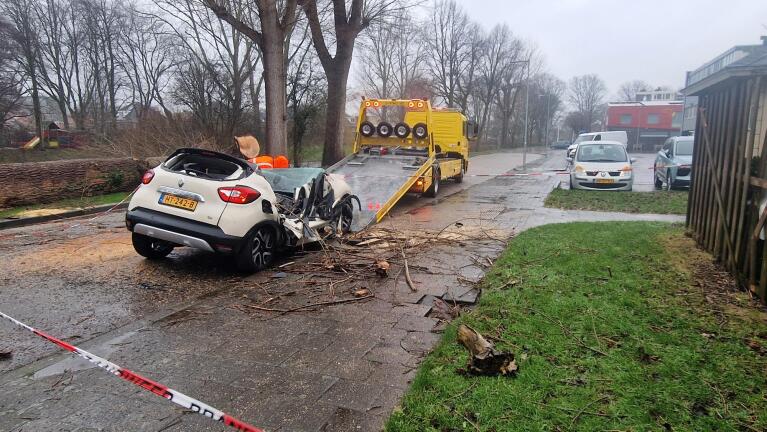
left=141, top=169, right=155, bottom=184
left=218, top=186, right=261, bottom=204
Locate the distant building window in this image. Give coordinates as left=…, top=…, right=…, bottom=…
left=647, top=114, right=660, bottom=125
left=620, top=114, right=632, bottom=125
left=672, top=112, right=682, bottom=128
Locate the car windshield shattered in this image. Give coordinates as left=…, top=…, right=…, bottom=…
left=576, top=144, right=627, bottom=163
left=676, top=139, right=694, bottom=156
left=259, top=167, right=324, bottom=194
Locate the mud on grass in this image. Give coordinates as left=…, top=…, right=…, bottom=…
left=386, top=222, right=767, bottom=431
left=545, top=188, right=688, bottom=214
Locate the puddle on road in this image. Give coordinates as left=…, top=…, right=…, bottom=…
left=32, top=331, right=136, bottom=379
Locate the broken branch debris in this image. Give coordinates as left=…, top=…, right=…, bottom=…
left=456, top=324, right=518, bottom=376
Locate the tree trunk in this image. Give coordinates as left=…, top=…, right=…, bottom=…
left=261, top=49, right=288, bottom=155
left=259, top=10, right=288, bottom=156
left=322, top=66, right=349, bottom=166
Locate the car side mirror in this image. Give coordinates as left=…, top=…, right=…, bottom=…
left=630, top=158, right=637, bottom=164
left=566, top=156, right=573, bottom=162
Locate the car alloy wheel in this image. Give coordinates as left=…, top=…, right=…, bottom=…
left=251, top=228, right=275, bottom=269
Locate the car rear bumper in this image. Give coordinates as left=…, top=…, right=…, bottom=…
left=126, top=207, right=244, bottom=254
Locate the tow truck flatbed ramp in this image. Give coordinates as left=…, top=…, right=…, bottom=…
left=328, top=152, right=432, bottom=231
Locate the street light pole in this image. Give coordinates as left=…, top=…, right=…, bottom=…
left=523, top=60, right=530, bottom=171
left=544, top=93, right=551, bottom=149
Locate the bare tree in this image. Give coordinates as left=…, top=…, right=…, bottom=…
left=0, top=17, right=25, bottom=133
left=528, top=73, right=565, bottom=144
left=202, top=0, right=298, bottom=155
left=425, top=0, right=471, bottom=108
left=358, top=9, right=425, bottom=100
left=617, top=79, right=650, bottom=102
left=568, top=74, right=606, bottom=132
left=158, top=0, right=258, bottom=149
left=3, top=0, right=44, bottom=146
left=300, top=0, right=400, bottom=165
left=491, top=32, right=526, bottom=148
left=119, top=5, right=178, bottom=120
left=476, top=24, right=515, bottom=145
left=455, top=21, right=482, bottom=114
left=286, top=24, right=325, bottom=164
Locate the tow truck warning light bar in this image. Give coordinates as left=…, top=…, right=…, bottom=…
left=362, top=99, right=430, bottom=110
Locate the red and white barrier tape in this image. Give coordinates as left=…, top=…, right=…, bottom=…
left=64, top=185, right=140, bottom=231
left=0, top=310, right=263, bottom=432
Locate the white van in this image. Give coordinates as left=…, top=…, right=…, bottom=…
left=567, top=131, right=628, bottom=159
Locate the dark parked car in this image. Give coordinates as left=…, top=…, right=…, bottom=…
left=550, top=140, right=571, bottom=150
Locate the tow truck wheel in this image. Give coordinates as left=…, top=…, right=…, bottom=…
left=424, top=167, right=440, bottom=198
left=359, top=121, right=375, bottom=137
left=394, top=122, right=410, bottom=138
left=132, top=233, right=174, bottom=259
left=377, top=122, right=393, bottom=137
left=237, top=226, right=275, bottom=273
left=413, top=123, right=428, bottom=140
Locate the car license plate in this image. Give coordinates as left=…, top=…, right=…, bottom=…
left=595, top=178, right=615, bottom=184
left=159, top=193, right=197, bottom=211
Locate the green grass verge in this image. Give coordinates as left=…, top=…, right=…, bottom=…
left=0, top=191, right=130, bottom=219
left=387, top=222, right=767, bottom=431
left=545, top=188, right=688, bottom=214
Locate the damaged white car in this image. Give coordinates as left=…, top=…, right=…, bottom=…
left=125, top=148, right=359, bottom=272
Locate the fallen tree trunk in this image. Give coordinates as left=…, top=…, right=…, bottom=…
left=0, top=158, right=151, bottom=207
left=457, top=324, right=518, bottom=376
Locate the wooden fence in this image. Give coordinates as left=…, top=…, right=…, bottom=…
left=687, top=76, right=767, bottom=304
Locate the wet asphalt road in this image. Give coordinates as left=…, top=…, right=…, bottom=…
left=0, top=149, right=681, bottom=432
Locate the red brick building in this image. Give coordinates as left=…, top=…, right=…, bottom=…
left=606, top=101, right=683, bottom=152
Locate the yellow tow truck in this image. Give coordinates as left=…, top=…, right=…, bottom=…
left=328, top=98, right=478, bottom=229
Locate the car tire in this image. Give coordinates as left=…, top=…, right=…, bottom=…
left=132, top=232, right=174, bottom=259
left=424, top=167, right=440, bottom=197
left=335, top=200, right=354, bottom=234
left=236, top=226, right=276, bottom=273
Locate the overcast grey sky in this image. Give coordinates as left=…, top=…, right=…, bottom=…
left=457, top=0, right=767, bottom=98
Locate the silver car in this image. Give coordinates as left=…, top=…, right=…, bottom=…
left=569, top=141, right=634, bottom=191
left=654, top=136, right=693, bottom=190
